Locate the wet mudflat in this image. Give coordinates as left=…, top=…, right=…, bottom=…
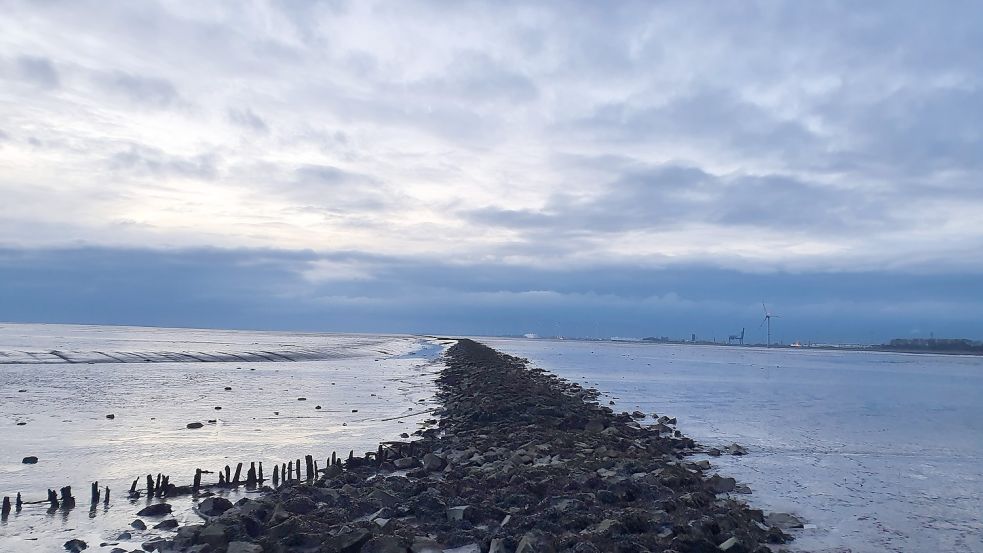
left=0, top=324, right=445, bottom=552
left=484, top=338, right=983, bottom=553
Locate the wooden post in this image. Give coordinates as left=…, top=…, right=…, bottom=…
left=16, top=492, right=22, bottom=512
left=313, top=459, right=319, bottom=476
left=129, top=479, right=138, bottom=495
left=296, top=459, right=301, bottom=479
left=91, top=482, right=100, bottom=505
left=281, top=463, right=286, bottom=482
left=218, top=472, right=225, bottom=485
left=104, top=487, right=110, bottom=506
left=246, top=462, right=256, bottom=485
left=193, top=469, right=202, bottom=494
left=258, top=462, right=264, bottom=483
left=378, top=444, right=385, bottom=465
left=305, top=455, right=314, bottom=480
left=232, top=463, right=243, bottom=485
left=287, top=461, right=293, bottom=481
left=160, top=475, right=169, bottom=497
left=272, top=464, right=279, bottom=486
left=155, top=473, right=162, bottom=492
left=332, top=451, right=337, bottom=465
left=146, top=474, right=154, bottom=496
left=47, top=489, right=59, bottom=510
left=1, top=496, right=10, bottom=518
left=224, top=465, right=231, bottom=484
left=60, top=486, right=75, bottom=509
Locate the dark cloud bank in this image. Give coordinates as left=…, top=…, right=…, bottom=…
left=1, top=247, right=979, bottom=344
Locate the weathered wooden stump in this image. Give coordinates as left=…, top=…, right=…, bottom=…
left=60, top=486, right=75, bottom=509
left=90, top=481, right=100, bottom=506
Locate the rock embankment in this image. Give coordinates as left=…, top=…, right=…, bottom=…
left=160, top=339, right=790, bottom=553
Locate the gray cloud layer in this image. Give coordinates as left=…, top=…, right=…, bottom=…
left=1, top=1, right=981, bottom=337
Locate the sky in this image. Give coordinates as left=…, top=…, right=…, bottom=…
left=1, top=1, right=981, bottom=343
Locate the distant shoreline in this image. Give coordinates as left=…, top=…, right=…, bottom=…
left=481, top=335, right=983, bottom=357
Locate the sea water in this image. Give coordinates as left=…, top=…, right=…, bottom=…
left=483, top=338, right=983, bottom=553
left=0, top=324, right=445, bottom=552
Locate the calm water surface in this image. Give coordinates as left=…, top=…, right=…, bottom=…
left=484, top=338, right=983, bottom=553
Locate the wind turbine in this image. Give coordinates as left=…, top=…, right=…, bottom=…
left=760, top=303, right=779, bottom=347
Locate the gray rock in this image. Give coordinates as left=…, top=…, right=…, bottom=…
left=140, top=538, right=167, bottom=551
left=708, top=475, right=737, bottom=494
left=186, top=422, right=204, bottom=429
left=393, top=457, right=418, bottom=469
left=584, top=419, right=605, bottom=433
left=446, top=505, right=471, bottom=521
left=198, top=497, right=233, bottom=517
left=718, top=537, right=739, bottom=551
left=283, top=495, right=316, bottom=514
left=727, top=443, right=748, bottom=455
left=131, top=519, right=147, bottom=530
left=117, top=532, right=132, bottom=540
left=421, top=452, right=445, bottom=472
left=227, top=542, right=264, bottom=553
left=153, top=519, right=178, bottom=530
left=488, top=539, right=507, bottom=553
left=64, top=539, right=87, bottom=552
left=515, top=530, right=556, bottom=553
left=765, top=512, right=804, bottom=529
left=368, top=489, right=399, bottom=508
left=22, top=456, right=38, bottom=464
left=136, top=503, right=172, bottom=517
left=198, top=523, right=229, bottom=548
left=325, top=530, right=371, bottom=553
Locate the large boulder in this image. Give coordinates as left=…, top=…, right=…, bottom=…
left=282, top=495, right=316, bottom=514
left=22, top=456, right=39, bottom=464
left=136, top=503, right=172, bottom=517
left=421, top=453, right=446, bottom=472
left=515, top=531, right=556, bottom=553
left=707, top=475, right=737, bottom=494
left=198, top=497, right=234, bottom=517
left=64, top=539, right=87, bottom=552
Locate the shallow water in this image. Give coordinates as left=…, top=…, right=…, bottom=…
left=484, top=338, right=983, bottom=553
left=0, top=324, right=445, bottom=552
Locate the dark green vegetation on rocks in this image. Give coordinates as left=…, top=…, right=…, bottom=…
left=160, top=339, right=790, bottom=552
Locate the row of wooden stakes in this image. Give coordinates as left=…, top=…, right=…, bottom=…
left=0, top=440, right=420, bottom=520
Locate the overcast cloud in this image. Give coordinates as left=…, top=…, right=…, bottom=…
left=1, top=1, right=981, bottom=340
